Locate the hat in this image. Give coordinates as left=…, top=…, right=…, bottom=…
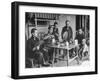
left=48, top=25, right=52, bottom=30
left=31, top=28, right=37, bottom=33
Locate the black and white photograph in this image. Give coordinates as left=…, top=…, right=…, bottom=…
left=11, top=1, right=97, bottom=79
left=25, top=12, right=90, bottom=68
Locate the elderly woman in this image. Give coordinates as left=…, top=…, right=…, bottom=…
left=79, top=39, right=89, bottom=60
left=43, top=25, right=55, bottom=64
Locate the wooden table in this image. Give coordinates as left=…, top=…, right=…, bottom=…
left=49, top=44, right=78, bottom=66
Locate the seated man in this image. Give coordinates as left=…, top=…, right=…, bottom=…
left=75, top=28, right=87, bottom=59
left=75, top=28, right=85, bottom=48
left=26, top=28, right=50, bottom=68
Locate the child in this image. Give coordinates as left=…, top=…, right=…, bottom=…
left=79, top=39, right=89, bottom=60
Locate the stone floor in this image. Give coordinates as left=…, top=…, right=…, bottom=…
left=53, top=58, right=90, bottom=67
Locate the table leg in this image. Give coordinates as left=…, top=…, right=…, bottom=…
left=55, top=48, right=59, bottom=61
left=66, top=49, right=69, bottom=66
left=52, top=48, right=55, bottom=67
left=57, top=48, right=60, bottom=61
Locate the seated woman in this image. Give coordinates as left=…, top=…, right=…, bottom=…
left=43, top=25, right=55, bottom=64
left=78, top=39, right=89, bottom=60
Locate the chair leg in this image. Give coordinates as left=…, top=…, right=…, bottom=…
left=30, top=59, right=34, bottom=68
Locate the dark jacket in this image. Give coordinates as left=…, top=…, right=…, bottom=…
left=52, top=27, right=59, bottom=41
left=75, top=33, right=85, bottom=45
left=61, top=26, right=73, bottom=42
left=26, top=36, right=39, bottom=58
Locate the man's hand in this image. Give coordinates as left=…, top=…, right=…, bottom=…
left=36, top=46, right=40, bottom=50
left=32, top=47, right=36, bottom=51
left=43, top=48, right=48, bottom=52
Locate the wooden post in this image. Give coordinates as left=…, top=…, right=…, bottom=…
left=66, top=49, right=69, bottom=66
left=35, top=13, right=37, bottom=28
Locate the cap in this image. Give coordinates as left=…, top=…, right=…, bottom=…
left=54, top=22, right=58, bottom=25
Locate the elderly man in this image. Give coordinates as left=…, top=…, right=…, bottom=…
left=75, top=28, right=85, bottom=45
left=61, top=20, right=73, bottom=42
left=61, top=20, right=73, bottom=58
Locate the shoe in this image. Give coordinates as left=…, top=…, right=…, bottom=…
left=54, top=59, right=57, bottom=63
left=48, top=61, right=52, bottom=64
left=42, top=63, right=50, bottom=67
